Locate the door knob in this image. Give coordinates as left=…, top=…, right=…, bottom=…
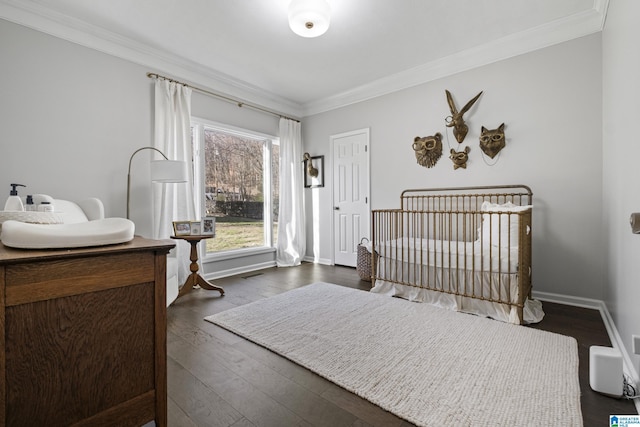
left=334, top=206, right=340, bottom=210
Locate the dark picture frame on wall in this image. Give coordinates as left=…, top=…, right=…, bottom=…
left=304, top=155, right=324, bottom=188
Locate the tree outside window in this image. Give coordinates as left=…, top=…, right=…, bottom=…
left=192, top=120, right=279, bottom=253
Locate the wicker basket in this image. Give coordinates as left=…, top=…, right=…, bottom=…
left=356, top=238, right=373, bottom=282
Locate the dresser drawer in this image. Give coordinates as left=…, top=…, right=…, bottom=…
left=4, top=251, right=154, bottom=306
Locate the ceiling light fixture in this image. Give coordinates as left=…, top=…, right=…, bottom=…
left=288, top=0, right=330, bottom=38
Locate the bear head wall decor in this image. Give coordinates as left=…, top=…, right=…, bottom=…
left=445, top=90, right=483, bottom=143
left=412, top=133, right=443, bottom=168
left=450, top=146, right=471, bottom=170
left=479, top=123, right=506, bottom=159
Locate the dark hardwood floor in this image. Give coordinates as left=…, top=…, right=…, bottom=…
left=166, top=263, right=637, bottom=427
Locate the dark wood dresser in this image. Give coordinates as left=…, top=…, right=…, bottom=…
left=0, top=236, right=174, bottom=427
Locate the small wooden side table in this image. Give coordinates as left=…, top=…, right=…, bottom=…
left=171, top=234, right=224, bottom=298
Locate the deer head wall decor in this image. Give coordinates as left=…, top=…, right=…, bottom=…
left=303, top=152, right=319, bottom=177
left=445, top=90, right=483, bottom=143
left=412, top=133, right=443, bottom=168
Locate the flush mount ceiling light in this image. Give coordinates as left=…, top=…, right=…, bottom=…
left=288, top=0, right=331, bottom=38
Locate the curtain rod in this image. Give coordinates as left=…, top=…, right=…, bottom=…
left=146, top=72, right=300, bottom=123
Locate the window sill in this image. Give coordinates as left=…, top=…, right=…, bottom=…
left=202, top=246, right=276, bottom=262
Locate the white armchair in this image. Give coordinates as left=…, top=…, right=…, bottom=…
left=56, top=198, right=105, bottom=222
left=166, top=256, right=179, bottom=306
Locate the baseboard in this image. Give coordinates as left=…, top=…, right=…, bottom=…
left=303, top=255, right=332, bottom=265
left=534, top=291, right=640, bottom=413
left=532, top=290, right=603, bottom=310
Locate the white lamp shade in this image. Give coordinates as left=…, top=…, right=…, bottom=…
left=288, top=0, right=330, bottom=38
left=150, top=160, right=188, bottom=183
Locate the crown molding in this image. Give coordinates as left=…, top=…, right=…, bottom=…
left=0, top=0, right=303, bottom=119
left=301, top=2, right=608, bottom=116
left=1, top=0, right=608, bottom=118
left=595, top=0, right=611, bottom=28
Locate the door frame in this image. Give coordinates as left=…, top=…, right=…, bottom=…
left=330, top=128, right=371, bottom=266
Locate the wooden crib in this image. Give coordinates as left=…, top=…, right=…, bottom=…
left=370, top=185, right=540, bottom=324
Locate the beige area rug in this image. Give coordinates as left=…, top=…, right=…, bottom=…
left=205, top=282, right=582, bottom=426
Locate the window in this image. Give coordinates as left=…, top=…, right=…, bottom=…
left=192, top=119, right=279, bottom=254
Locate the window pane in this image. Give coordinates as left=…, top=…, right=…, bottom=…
left=203, top=128, right=270, bottom=252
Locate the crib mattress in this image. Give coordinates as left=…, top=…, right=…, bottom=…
left=375, top=237, right=521, bottom=272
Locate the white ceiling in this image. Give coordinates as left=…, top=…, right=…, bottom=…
left=0, top=0, right=606, bottom=117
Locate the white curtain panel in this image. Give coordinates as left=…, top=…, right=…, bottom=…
left=153, top=79, right=195, bottom=286
left=276, top=118, right=306, bottom=266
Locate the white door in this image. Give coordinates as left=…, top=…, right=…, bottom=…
left=331, top=128, right=370, bottom=267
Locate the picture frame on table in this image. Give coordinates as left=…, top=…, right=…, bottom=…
left=190, top=221, right=202, bottom=235
left=202, top=216, right=216, bottom=236
left=173, top=220, right=191, bottom=236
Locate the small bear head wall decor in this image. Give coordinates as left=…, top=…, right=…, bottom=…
left=450, top=146, right=471, bottom=170
left=479, top=123, right=506, bottom=159
left=412, top=133, right=443, bottom=168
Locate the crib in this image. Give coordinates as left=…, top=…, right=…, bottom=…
left=370, top=185, right=543, bottom=324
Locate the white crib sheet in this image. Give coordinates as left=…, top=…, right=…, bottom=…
left=375, top=237, right=520, bottom=272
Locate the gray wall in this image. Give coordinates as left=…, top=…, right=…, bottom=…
left=603, top=0, right=640, bottom=376
left=303, top=33, right=604, bottom=301
left=0, top=19, right=151, bottom=223
left=0, top=19, right=279, bottom=275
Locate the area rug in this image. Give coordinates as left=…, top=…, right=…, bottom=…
left=205, top=282, right=582, bottom=426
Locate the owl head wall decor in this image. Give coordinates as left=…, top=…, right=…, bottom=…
left=412, top=133, right=443, bottom=168
left=479, top=123, right=506, bottom=159
left=445, top=90, right=483, bottom=143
